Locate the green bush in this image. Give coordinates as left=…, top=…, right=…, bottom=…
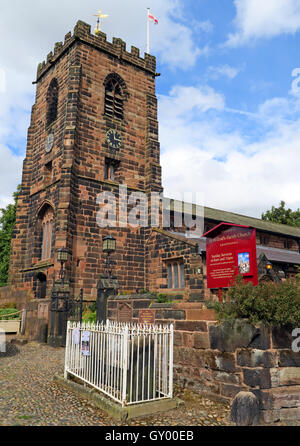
left=0, top=307, right=20, bottom=320
left=156, top=294, right=172, bottom=304
left=82, top=310, right=97, bottom=324
left=212, top=277, right=300, bottom=328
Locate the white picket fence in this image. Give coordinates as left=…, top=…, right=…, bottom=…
left=64, top=320, right=174, bottom=407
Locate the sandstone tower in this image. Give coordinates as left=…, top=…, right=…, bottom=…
left=8, top=20, right=162, bottom=300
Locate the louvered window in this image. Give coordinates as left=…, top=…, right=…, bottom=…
left=46, top=78, right=59, bottom=127
left=104, top=79, right=124, bottom=120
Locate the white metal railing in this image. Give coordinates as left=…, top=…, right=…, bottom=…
left=64, top=320, right=174, bottom=406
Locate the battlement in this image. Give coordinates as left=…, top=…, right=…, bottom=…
left=36, top=20, right=157, bottom=80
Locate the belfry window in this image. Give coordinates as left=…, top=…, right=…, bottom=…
left=46, top=78, right=59, bottom=127
left=104, top=74, right=127, bottom=120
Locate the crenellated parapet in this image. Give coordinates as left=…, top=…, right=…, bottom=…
left=36, top=20, right=157, bottom=81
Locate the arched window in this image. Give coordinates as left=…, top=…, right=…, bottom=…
left=104, top=73, right=127, bottom=120
left=39, top=206, right=54, bottom=261
left=46, top=78, right=59, bottom=127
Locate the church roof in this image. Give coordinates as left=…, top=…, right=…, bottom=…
left=166, top=199, right=300, bottom=239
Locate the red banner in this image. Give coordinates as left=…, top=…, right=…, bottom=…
left=204, top=223, right=258, bottom=289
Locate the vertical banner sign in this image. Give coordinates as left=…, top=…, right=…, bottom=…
left=81, top=331, right=90, bottom=356
left=204, top=223, right=258, bottom=289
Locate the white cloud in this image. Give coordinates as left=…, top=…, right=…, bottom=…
left=159, top=85, right=225, bottom=119
left=226, top=0, right=300, bottom=47
left=0, top=145, right=23, bottom=209
left=160, top=84, right=300, bottom=218
left=207, top=64, right=241, bottom=80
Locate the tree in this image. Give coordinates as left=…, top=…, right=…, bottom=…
left=0, top=186, right=20, bottom=287
left=262, top=201, right=300, bottom=227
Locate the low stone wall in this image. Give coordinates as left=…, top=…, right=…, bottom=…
left=0, top=286, right=33, bottom=309
left=174, top=318, right=300, bottom=424
left=107, top=295, right=300, bottom=424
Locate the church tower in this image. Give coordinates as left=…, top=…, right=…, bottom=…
left=8, top=20, right=162, bottom=300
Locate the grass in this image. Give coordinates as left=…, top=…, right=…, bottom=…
left=0, top=308, right=20, bottom=320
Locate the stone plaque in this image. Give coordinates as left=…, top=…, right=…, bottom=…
left=117, top=302, right=133, bottom=323
left=138, top=309, right=155, bottom=325
left=38, top=303, right=49, bottom=320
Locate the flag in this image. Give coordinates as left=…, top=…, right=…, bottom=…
left=148, top=10, right=158, bottom=25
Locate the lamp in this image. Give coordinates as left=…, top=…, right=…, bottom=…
left=57, top=247, right=69, bottom=283
left=102, top=235, right=116, bottom=254
left=102, top=235, right=116, bottom=278
left=266, top=262, right=272, bottom=271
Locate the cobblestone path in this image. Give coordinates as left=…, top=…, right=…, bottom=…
left=0, top=342, right=231, bottom=426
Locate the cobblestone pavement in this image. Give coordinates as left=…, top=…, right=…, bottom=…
left=0, top=341, right=232, bottom=426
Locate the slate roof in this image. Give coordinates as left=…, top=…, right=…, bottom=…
left=166, top=199, right=300, bottom=239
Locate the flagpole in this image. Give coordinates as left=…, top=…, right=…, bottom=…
left=147, top=7, right=150, bottom=54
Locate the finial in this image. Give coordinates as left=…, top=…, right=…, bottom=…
left=94, top=9, right=109, bottom=35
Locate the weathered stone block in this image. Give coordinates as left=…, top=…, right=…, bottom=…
left=221, top=384, right=246, bottom=399
left=237, top=349, right=278, bottom=368
left=162, top=310, right=185, bottom=320
left=213, top=371, right=241, bottom=385
left=209, top=319, right=259, bottom=352
left=272, top=327, right=294, bottom=349
left=243, top=368, right=271, bottom=389
left=270, top=367, right=300, bottom=387
left=252, top=386, right=300, bottom=410
left=193, top=332, right=210, bottom=349
left=174, top=331, right=182, bottom=347
left=214, top=352, right=236, bottom=372
left=249, top=323, right=270, bottom=350
left=175, top=321, right=208, bottom=332
left=279, top=350, right=300, bottom=367
left=261, top=407, right=300, bottom=424
left=186, top=309, right=217, bottom=321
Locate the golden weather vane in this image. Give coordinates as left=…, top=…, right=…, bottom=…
left=94, top=10, right=109, bottom=35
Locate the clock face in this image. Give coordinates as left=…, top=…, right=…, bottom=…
left=45, top=133, right=54, bottom=153
left=106, top=129, right=122, bottom=150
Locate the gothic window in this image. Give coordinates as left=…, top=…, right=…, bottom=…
left=104, top=74, right=127, bottom=120
left=46, top=78, right=59, bottom=127
left=166, top=260, right=185, bottom=289
left=39, top=206, right=54, bottom=261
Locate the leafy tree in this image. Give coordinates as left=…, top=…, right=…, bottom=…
left=262, top=201, right=300, bottom=227
left=0, top=186, right=20, bottom=287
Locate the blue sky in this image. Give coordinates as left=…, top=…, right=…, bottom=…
left=1, top=0, right=300, bottom=219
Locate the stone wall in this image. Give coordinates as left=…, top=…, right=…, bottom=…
left=107, top=294, right=300, bottom=423
left=0, top=286, right=33, bottom=309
